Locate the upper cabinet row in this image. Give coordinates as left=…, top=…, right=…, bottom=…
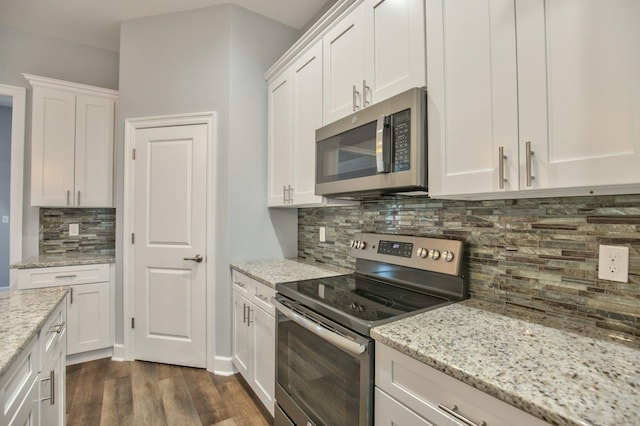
left=24, top=74, right=117, bottom=208
left=267, top=0, right=425, bottom=207
left=427, top=0, right=640, bottom=198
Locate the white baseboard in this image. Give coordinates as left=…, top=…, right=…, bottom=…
left=66, top=347, right=113, bottom=366
left=111, top=343, right=125, bottom=361
left=212, top=356, right=237, bottom=376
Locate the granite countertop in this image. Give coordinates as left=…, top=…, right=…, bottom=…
left=371, top=299, right=640, bottom=426
left=230, top=258, right=352, bottom=289
left=10, top=251, right=115, bottom=269
left=0, top=287, right=69, bottom=379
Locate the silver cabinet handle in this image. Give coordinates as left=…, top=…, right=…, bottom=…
left=77, top=190, right=81, bottom=206
left=246, top=306, right=253, bottom=326
left=525, top=141, right=534, bottom=187
left=352, top=85, right=361, bottom=111
left=287, top=185, right=293, bottom=204
left=40, top=370, right=55, bottom=405
left=55, top=274, right=77, bottom=279
left=49, top=321, right=65, bottom=334
left=283, top=185, right=287, bottom=204
left=498, top=146, right=507, bottom=189
left=376, top=115, right=390, bottom=173
left=438, top=404, right=486, bottom=426
left=183, top=254, right=203, bottom=263
left=66, top=190, right=70, bottom=206
left=362, top=80, right=370, bottom=107
left=256, top=294, right=269, bottom=303
left=273, top=297, right=367, bottom=356
left=70, top=287, right=73, bottom=304
left=242, top=303, right=247, bottom=324
left=234, top=280, right=245, bottom=288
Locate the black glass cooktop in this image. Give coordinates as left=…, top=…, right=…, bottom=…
left=277, top=274, right=450, bottom=335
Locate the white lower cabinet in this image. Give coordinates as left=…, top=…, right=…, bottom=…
left=39, top=303, right=67, bottom=426
left=231, top=271, right=276, bottom=416
left=17, top=263, right=113, bottom=360
left=375, top=343, right=549, bottom=426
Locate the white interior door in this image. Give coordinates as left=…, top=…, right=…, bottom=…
left=133, top=124, right=207, bottom=368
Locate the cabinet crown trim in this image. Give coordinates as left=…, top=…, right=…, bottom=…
left=23, top=73, right=119, bottom=99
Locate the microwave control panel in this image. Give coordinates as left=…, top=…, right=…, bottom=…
left=392, top=109, right=411, bottom=172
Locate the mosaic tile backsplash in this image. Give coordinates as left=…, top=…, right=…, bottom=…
left=298, top=194, right=640, bottom=339
left=40, top=208, right=116, bottom=254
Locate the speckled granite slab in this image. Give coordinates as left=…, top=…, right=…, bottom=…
left=0, top=287, right=68, bottom=379
left=371, top=300, right=640, bottom=426
left=230, top=258, right=352, bottom=289
left=10, top=252, right=115, bottom=269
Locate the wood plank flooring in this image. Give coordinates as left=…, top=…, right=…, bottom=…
left=66, top=358, right=273, bottom=426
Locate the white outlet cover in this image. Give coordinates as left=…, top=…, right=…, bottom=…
left=69, top=223, right=80, bottom=236
left=598, top=245, right=629, bottom=283
left=319, top=226, right=326, bottom=242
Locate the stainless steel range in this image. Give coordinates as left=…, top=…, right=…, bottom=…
left=273, top=233, right=467, bottom=426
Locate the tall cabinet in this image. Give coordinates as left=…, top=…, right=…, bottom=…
left=24, top=74, right=117, bottom=207
left=427, top=0, right=640, bottom=198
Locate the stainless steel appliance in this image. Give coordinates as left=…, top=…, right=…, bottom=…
left=273, top=233, right=467, bottom=426
left=315, top=88, right=427, bottom=199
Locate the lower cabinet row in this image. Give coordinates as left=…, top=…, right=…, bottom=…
left=1, top=299, right=67, bottom=425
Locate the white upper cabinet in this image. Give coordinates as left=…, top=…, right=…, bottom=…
left=323, top=0, right=425, bottom=125
left=267, top=72, right=293, bottom=207
left=25, top=74, right=117, bottom=207
left=428, top=0, right=640, bottom=198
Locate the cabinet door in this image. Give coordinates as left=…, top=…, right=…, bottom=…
left=39, top=338, right=66, bottom=426
left=427, top=0, right=519, bottom=197
left=7, top=380, right=38, bottom=426
left=75, top=95, right=115, bottom=207
left=30, top=87, right=76, bottom=207
left=323, top=7, right=365, bottom=124
left=232, top=291, right=251, bottom=377
left=362, top=0, right=426, bottom=105
left=67, top=282, right=111, bottom=355
left=267, top=72, right=293, bottom=207
left=516, top=0, right=640, bottom=190
left=291, top=42, right=324, bottom=206
left=374, top=388, right=434, bottom=426
left=250, top=306, right=275, bottom=416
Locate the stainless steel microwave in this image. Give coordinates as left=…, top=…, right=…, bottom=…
left=315, top=87, right=427, bottom=199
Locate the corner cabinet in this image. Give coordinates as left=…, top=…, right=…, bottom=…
left=322, top=0, right=426, bottom=124
left=427, top=0, right=640, bottom=199
left=231, top=270, right=276, bottom=416
left=24, top=74, right=117, bottom=207
left=375, top=343, right=548, bottom=426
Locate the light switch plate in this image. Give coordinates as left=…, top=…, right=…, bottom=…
left=319, top=226, right=326, bottom=242
left=598, top=245, right=629, bottom=283
left=69, top=223, right=80, bottom=236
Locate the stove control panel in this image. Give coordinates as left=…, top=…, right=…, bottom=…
left=350, top=233, right=464, bottom=276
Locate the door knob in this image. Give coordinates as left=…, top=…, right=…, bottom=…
left=183, top=254, right=203, bottom=263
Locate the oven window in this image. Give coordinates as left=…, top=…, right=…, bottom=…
left=316, top=121, right=378, bottom=184
left=278, top=316, right=362, bottom=425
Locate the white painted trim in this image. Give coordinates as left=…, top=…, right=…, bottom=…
left=0, top=84, right=26, bottom=290
left=213, top=356, right=238, bottom=377
left=111, top=343, right=125, bottom=361
left=66, top=347, right=113, bottom=366
left=263, top=0, right=360, bottom=82
left=22, top=73, right=119, bottom=99
left=122, top=112, right=217, bottom=369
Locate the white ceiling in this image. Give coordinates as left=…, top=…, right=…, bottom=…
left=0, top=0, right=331, bottom=52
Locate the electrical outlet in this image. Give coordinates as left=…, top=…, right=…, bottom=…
left=319, top=226, right=326, bottom=242
left=598, top=245, right=629, bottom=283
left=69, top=223, right=80, bottom=236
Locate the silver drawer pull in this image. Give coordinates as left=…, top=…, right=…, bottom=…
left=49, top=321, right=65, bottom=334
left=39, top=370, right=55, bottom=405
left=438, top=404, right=487, bottom=426
left=234, top=281, right=245, bottom=288
left=256, top=294, right=269, bottom=303
left=55, top=274, right=77, bottom=279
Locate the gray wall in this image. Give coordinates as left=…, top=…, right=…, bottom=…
left=118, top=5, right=299, bottom=358
left=0, top=106, right=11, bottom=287
left=0, top=25, right=120, bottom=258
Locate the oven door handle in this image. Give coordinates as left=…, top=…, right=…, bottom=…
left=272, top=298, right=368, bottom=356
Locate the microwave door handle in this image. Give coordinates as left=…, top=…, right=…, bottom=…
left=272, top=297, right=367, bottom=356
left=376, top=115, right=390, bottom=173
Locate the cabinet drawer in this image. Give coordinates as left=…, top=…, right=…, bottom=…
left=18, top=263, right=110, bottom=289
left=252, top=283, right=276, bottom=317
left=39, top=300, right=67, bottom=366
left=1, top=335, right=39, bottom=424
left=375, top=388, right=432, bottom=426
left=231, top=270, right=253, bottom=296
left=376, top=344, right=548, bottom=426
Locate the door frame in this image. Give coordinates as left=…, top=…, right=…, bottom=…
left=122, top=112, right=217, bottom=372
left=0, top=84, right=26, bottom=290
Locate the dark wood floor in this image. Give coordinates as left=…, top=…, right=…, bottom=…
left=66, top=358, right=273, bottom=426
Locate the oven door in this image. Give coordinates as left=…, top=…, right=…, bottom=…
left=273, top=296, right=373, bottom=426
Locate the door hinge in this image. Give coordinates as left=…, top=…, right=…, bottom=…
left=132, top=148, right=136, bottom=160
left=131, top=233, right=135, bottom=244
left=131, top=317, right=135, bottom=329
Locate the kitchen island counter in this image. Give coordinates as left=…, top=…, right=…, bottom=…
left=230, top=258, right=351, bottom=290
left=371, top=299, right=640, bottom=426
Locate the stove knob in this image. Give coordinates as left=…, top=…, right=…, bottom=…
left=442, top=250, right=455, bottom=262
left=350, top=240, right=356, bottom=248
left=357, top=241, right=367, bottom=249
left=429, top=249, right=441, bottom=260
left=416, top=247, right=428, bottom=258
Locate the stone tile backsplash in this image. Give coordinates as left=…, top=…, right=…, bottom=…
left=298, top=194, right=640, bottom=339
left=40, top=208, right=115, bottom=254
